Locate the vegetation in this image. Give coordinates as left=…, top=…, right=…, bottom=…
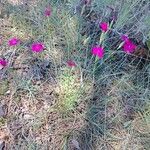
left=0, top=0, right=150, bottom=149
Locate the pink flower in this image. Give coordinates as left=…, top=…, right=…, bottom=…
left=123, top=40, right=137, bottom=53
left=67, top=60, right=76, bottom=67
left=31, top=42, right=45, bottom=53
left=44, top=7, right=51, bottom=16
left=8, top=38, right=20, bottom=46
left=92, top=46, right=104, bottom=59
left=121, top=35, right=129, bottom=42
left=0, top=59, right=7, bottom=68
left=100, top=22, right=109, bottom=32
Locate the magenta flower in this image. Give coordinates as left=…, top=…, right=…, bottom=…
left=92, top=46, right=104, bottom=59
left=123, top=40, right=137, bottom=53
left=8, top=38, right=20, bottom=46
left=67, top=60, right=76, bottom=67
left=0, top=59, right=7, bottom=68
left=31, top=42, right=45, bottom=53
left=100, top=22, right=109, bottom=32
left=121, top=35, right=129, bottom=42
left=44, top=7, right=51, bottom=16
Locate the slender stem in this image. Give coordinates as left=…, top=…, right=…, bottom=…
left=92, top=56, right=98, bottom=82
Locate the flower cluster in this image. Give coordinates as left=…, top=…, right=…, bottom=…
left=1, top=9, right=137, bottom=70
left=91, top=22, right=137, bottom=60
left=0, top=37, right=45, bottom=69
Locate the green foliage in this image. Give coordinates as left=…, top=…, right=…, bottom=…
left=56, top=68, right=82, bottom=112
left=0, top=80, right=9, bottom=95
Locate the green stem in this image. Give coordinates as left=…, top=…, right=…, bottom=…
left=92, top=56, right=98, bottom=82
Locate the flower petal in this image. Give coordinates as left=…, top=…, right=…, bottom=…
left=100, top=22, right=109, bottom=32
left=31, top=42, right=45, bottom=52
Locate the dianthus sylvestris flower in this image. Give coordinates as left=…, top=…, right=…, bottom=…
left=67, top=60, right=76, bottom=67
left=31, top=42, right=45, bottom=53
left=8, top=38, right=20, bottom=46
left=123, top=40, right=137, bottom=53
left=100, top=22, right=109, bottom=32
left=91, top=46, right=104, bottom=59
left=44, top=7, right=51, bottom=16
left=0, top=59, right=7, bottom=69
left=121, top=35, right=129, bottom=42
left=121, top=35, right=137, bottom=53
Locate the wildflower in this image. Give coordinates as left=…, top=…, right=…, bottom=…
left=8, top=38, right=20, bottom=46
left=121, top=35, right=129, bottom=42
left=123, top=40, right=137, bottom=53
left=31, top=42, right=45, bottom=53
left=120, top=35, right=137, bottom=53
left=67, top=60, right=76, bottom=67
left=92, top=46, right=104, bottom=59
left=44, top=7, right=51, bottom=16
left=100, top=22, right=109, bottom=32
left=0, top=59, right=7, bottom=69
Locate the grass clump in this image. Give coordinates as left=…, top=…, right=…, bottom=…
left=55, top=67, right=83, bottom=112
